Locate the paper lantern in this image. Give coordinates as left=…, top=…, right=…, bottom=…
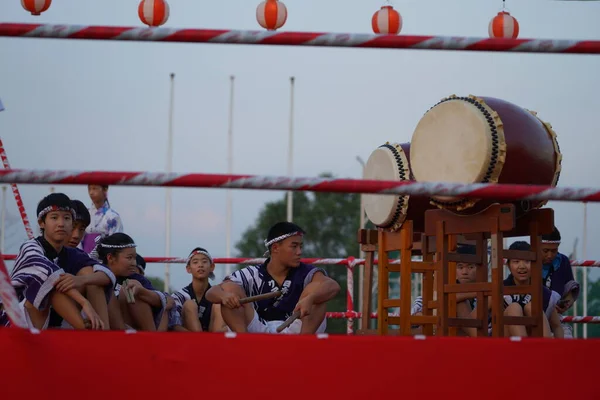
left=372, top=5, right=402, bottom=35
left=138, top=0, right=170, bottom=27
left=256, top=0, right=287, bottom=31
left=488, top=11, right=519, bottom=39
left=21, top=0, right=52, bottom=16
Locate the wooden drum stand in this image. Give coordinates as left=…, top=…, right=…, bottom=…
left=357, top=204, right=554, bottom=338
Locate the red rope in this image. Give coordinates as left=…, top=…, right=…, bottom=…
left=1, top=23, right=599, bottom=55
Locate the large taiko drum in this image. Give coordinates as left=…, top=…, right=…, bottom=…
left=409, top=95, right=562, bottom=216
left=363, top=142, right=435, bottom=232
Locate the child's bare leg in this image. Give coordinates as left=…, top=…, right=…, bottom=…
left=456, top=302, right=477, bottom=337
left=504, top=303, right=527, bottom=337
left=77, top=267, right=110, bottom=330
left=220, top=285, right=255, bottom=333
left=299, top=291, right=327, bottom=334
left=118, top=293, right=134, bottom=328
left=23, top=301, right=50, bottom=329
left=157, top=310, right=169, bottom=332
left=119, top=290, right=157, bottom=331
left=182, top=300, right=203, bottom=332
left=108, top=293, right=126, bottom=330
left=524, top=302, right=552, bottom=337
left=50, top=291, right=86, bottom=329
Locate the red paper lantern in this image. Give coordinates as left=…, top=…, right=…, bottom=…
left=138, top=0, right=170, bottom=27
left=372, top=5, right=402, bottom=35
left=256, top=0, right=287, bottom=31
left=21, top=0, right=51, bottom=16
left=488, top=11, right=519, bottom=39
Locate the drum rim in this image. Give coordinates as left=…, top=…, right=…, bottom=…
left=525, top=109, right=563, bottom=210
left=363, top=142, right=411, bottom=231
left=416, top=95, right=508, bottom=212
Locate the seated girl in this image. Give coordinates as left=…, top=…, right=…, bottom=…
left=94, top=233, right=174, bottom=331
left=0, top=193, right=104, bottom=330
left=169, top=247, right=226, bottom=332
left=502, top=241, right=564, bottom=338
left=455, top=241, right=563, bottom=338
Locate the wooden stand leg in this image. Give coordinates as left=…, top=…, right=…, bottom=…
left=357, top=229, right=377, bottom=335
left=436, top=221, right=449, bottom=337
left=377, top=230, right=391, bottom=336
left=399, top=221, right=413, bottom=336
left=490, top=221, right=505, bottom=337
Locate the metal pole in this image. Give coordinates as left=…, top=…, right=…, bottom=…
left=225, top=75, right=235, bottom=278
left=164, top=73, right=175, bottom=292
left=583, top=202, right=588, bottom=338
left=286, top=76, right=295, bottom=222
left=356, top=156, right=366, bottom=312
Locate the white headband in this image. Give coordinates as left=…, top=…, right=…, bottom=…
left=264, top=231, right=303, bottom=248
left=93, top=234, right=137, bottom=249
left=188, top=250, right=213, bottom=263
left=37, top=205, right=76, bottom=220
left=99, top=243, right=137, bottom=249
left=541, top=240, right=561, bottom=244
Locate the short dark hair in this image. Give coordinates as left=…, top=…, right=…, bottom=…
left=507, top=241, right=531, bottom=265
left=456, top=244, right=476, bottom=256
left=96, top=233, right=136, bottom=264
left=266, top=222, right=305, bottom=249
left=71, top=200, right=91, bottom=227
left=136, top=254, right=146, bottom=272
left=36, top=193, right=72, bottom=222
left=542, top=226, right=561, bottom=243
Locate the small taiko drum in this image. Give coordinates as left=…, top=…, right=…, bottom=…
left=363, top=142, right=434, bottom=232
left=409, top=95, right=562, bottom=216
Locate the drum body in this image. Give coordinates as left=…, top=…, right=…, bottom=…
left=363, top=142, right=434, bottom=233
left=410, top=95, right=562, bottom=216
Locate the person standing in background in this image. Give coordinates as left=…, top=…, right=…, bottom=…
left=81, top=185, right=123, bottom=253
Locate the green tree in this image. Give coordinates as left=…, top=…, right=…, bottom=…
left=147, top=276, right=171, bottom=293
left=580, top=274, right=600, bottom=338
left=235, top=172, right=361, bottom=334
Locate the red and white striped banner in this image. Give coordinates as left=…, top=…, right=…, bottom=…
left=0, top=23, right=599, bottom=54
left=2, top=255, right=599, bottom=268
left=0, top=168, right=599, bottom=202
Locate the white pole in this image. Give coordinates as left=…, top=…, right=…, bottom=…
left=0, top=186, right=6, bottom=254
left=165, top=73, right=175, bottom=292
left=583, top=202, right=588, bottom=338
left=573, top=238, right=579, bottom=339
left=286, top=76, right=295, bottom=222
left=225, top=75, right=235, bottom=278
left=356, top=156, right=366, bottom=312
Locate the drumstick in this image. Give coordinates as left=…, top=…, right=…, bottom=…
left=239, top=290, right=282, bottom=305
left=123, top=280, right=135, bottom=304
left=276, top=310, right=301, bottom=333
left=127, top=287, right=136, bottom=304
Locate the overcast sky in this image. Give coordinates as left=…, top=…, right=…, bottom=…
left=0, top=0, right=599, bottom=291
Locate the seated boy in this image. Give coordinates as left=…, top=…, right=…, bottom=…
left=50, top=199, right=115, bottom=329
left=206, top=222, right=341, bottom=334
left=411, top=244, right=480, bottom=335
left=0, top=193, right=104, bottom=330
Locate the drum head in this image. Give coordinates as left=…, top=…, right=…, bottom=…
left=363, top=143, right=410, bottom=231
left=410, top=95, right=507, bottom=205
